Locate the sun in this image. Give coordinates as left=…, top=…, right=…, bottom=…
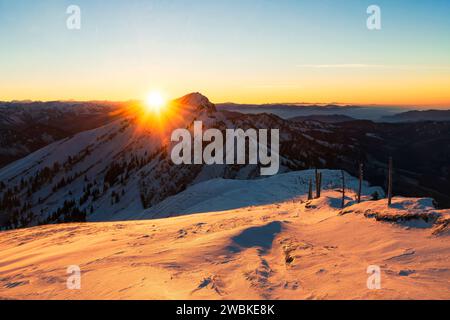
left=145, top=91, right=166, bottom=113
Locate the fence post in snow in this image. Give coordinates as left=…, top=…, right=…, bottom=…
left=387, top=157, right=393, bottom=207
left=341, top=170, right=346, bottom=209
left=357, top=163, right=363, bottom=203
left=315, top=169, right=322, bottom=199
left=308, top=178, right=313, bottom=200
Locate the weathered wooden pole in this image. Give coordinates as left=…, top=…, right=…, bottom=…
left=357, top=163, right=363, bottom=203
left=387, top=157, right=393, bottom=207
left=308, top=178, right=313, bottom=200
left=341, top=170, right=346, bottom=209
left=315, top=169, right=322, bottom=199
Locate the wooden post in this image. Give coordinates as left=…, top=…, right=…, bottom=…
left=341, top=170, right=345, bottom=209
left=357, top=163, right=363, bottom=203
left=314, top=169, right=318, bottom=198
left=308, top=178, right=313, bottom=200
left=315, top=169, right=322, bottom=199
left=319, top=172, right=322, bottom=197
left=388, top=157, right=393, bottom=207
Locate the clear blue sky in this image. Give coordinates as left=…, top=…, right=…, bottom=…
left=1, top=0, right=450, bottom=106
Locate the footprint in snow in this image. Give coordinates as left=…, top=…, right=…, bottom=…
left=5, top=281, right=29, bottom=289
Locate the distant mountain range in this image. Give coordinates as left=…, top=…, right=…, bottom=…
left=380, top=110, right=450, bottom=122
left=290, top=114, right=356, bottom=123
left=217, top=103, right=406, bottom=121
left=217, top=103, right=450, bottom=123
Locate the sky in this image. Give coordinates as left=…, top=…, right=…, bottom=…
left=1, top=0, right=450, bottom=107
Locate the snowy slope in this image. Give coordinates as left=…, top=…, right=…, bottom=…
left=0, top=93, right=218, bottom=227
left=1, top=93, right=359, bottom=229
left=140, top=170, right=384, bottom=219
left=0, top=175, right=448, bottom=300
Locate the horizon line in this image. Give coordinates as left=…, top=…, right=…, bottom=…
left=1, top=98, right=450, bottom=110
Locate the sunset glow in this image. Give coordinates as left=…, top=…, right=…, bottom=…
left=145, top=91, right=167, bottom=114
left=1, top=0, right=450, bottom=303
left=0, top=1, right=449, bottom=107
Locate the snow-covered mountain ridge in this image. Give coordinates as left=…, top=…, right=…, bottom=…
left=0, top=93, right=362, bottom=228
left=0, top=93, right=219, bottom=227
left=1, top=92, right=449, bottom=230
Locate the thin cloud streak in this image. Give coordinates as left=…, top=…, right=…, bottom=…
left=296, top=64, right=450, bottom=70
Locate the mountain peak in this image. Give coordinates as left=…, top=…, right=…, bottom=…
left=174, top=92, right=216, bottom=112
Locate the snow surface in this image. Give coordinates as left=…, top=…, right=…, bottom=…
left=0, top=170, right=448, bottom=300
left=139, top=170, right=383, bottom=219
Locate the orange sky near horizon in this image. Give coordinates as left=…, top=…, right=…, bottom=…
left=2, top=1, right=450, bottom=108
left=2, top=70, right=450, bottom=108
